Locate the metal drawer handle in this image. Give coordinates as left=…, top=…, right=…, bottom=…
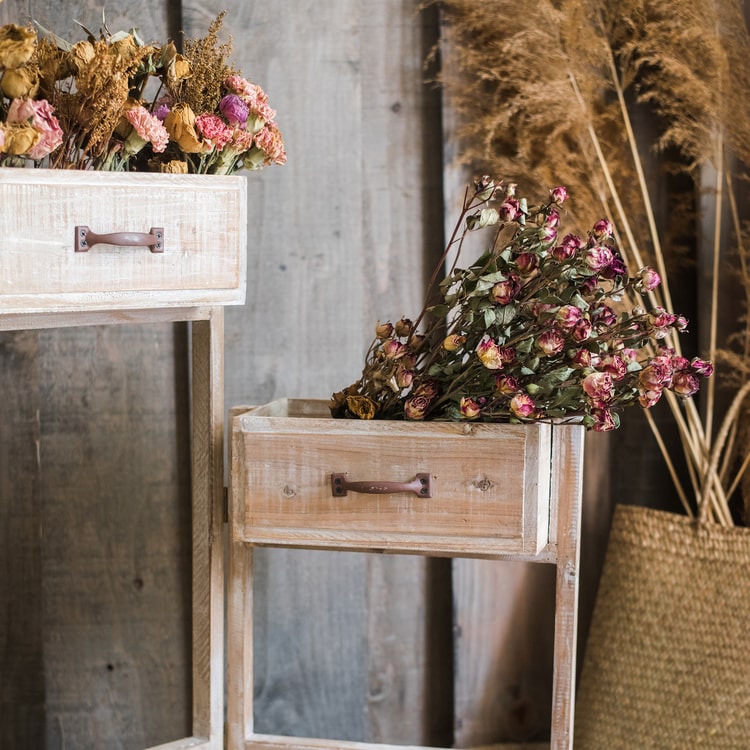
left=75, top=225, right=165, bottom=253
left=330, top=472, right=432, bottom=498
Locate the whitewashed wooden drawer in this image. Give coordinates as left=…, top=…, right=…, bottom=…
left=0, top=167, right=246, bottom=314
left=231, top=398, right=559, bottom=557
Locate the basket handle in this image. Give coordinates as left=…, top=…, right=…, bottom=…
left=330, top=472, right=432, bottom=498
left=75, top=225, right=165, bottom=253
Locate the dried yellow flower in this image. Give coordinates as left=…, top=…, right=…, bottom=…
left=68, top=41, right=95, bottom=76
left=153, top=159, right=189, bottom=174
left=345, top=395, right=378, bottom=420
left=164, top=103, right=205, bottom=153
left=0, top=24, right=36, bottom=69
left=1, top=65, right=39, bottom=98
left=1, top=122, right=40, bottom=155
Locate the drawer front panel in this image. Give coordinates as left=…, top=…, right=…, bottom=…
left=232, top=401, right=553, bottom=556
left=0, top=169, right=246, bottom=312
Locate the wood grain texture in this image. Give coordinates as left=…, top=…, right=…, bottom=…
left=0, top=331, right=44, bottom=749
left=0, top=169, right=247, bottom=313
left=180, top=0, right=447, bottom=743
left=233, top=402, right=552, bottom=556
left=38, top=322, right=192, bottom=749
left=190, top=310, right=226, bottom=747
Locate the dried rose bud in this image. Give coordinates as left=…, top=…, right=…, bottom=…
left=476, top=338, right=503, bottom=370
left=555, top=305, right=582, bottom=331
left=638, top=389, right=663, bottom=408
left=584, top=244, right=614, bottom=271
left=582, top=371, right=614, bottom=404
left=499, top=197, right=521, bottom=221
left=382, top=339, right=406, bottom=358
left=459, top=397, right=482, bottom=419
left=671, top=371, right=700, bottom=398
left=404, top=394, right=431, bottom=420
left=592, top=408, right=618, bottom=432
left=498, top=346, right=516, bottom=364
left=489, top=275, right=521, bottom=305
left=510, top=392, right=536, bottom=419
left=550, top=186, right=568, bottom=204
left=414, top=380, right=438, bottom=400
left=345, top=395, right=378, bottom=420
left=515, top=252, right=539, bottom=275
left=592, top=219, right=614, bottom=239
left=602, top=355, right=627, bottom=380
left=375, top=321, right=394, bottom=339
left=396, top=368, right=414, bottom=389
left=691, top=358, right=714, bottom=377
left=495, top=374, right=519, bottom=394
left=394, top=317, right=414, bottom=337
left=537, top=329, right=565, bottom=356
left=442, top=334, right=466, bottom=352
left=0, top=24, right=36, bottom=69
left=638, top=266, right=661, bottom=292
left=573, top=318, right=594, bottom=343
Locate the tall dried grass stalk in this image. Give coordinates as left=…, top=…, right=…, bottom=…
left=433, top=0, right=750, bottom=524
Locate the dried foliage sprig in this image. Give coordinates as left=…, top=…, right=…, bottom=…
left=431, top=0, right=750, bottom=525
left=0, top=13, right=286, bottom=174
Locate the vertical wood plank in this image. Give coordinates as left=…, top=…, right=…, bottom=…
left=549, top=426, right=584, bottom=750
left=191, top=310, right=226, bottom=747
left=0, top=331, right=44, bottom=750
left=181, top=0, right=446, bottom=744
left=38, top=323, right=192, bottom=749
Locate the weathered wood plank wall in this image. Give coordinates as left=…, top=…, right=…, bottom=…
left=0, top=3, right=191, bottom=749
left=0, top=0, right=643, bottom=748
left=180, top=0, right=450, bottom=743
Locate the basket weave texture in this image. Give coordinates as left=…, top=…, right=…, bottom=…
left=575, top=504, right=750, bottom=749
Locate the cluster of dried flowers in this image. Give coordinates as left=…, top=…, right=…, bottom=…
left=0, top=13, right=285, bottom=173
left=331, top=178, right=712, bottom=431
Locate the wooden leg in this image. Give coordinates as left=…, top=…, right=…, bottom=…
left=190, top=308, right=226, bottom=748
left=549, top=425, right=585, bottom=750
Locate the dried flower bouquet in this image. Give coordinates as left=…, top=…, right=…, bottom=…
left=332, top=177, right=711, bottom=432
left=0, top=12, right=285, bottom=174
left=431, top=0, right=750, bottom=525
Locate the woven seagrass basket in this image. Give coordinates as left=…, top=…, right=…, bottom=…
left=575, top=504, right=750, bottom=749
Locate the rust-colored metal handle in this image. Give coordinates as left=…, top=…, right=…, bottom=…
left=75, top=225, right=165, bottom=253
left=330, top=472, right=432, bottom=498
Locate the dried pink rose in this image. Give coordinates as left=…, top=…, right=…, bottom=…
left=476, top=337, right=504, bottom=370
left=592, top=219, right=614, bottom=239
left=550, top=185, right=568, bottom=204
left=672, top=371, right=700, bottom=398
left=510, top=392, right=536, bottom=419
left=459, top=397, right=482, bottom=419
left=537, top=329, right=565, bottom=356
left=404, top=395, right=431, bottom=420
left=555, top=305, right=582, bottom=331
left=495, top=374, right=520, bottom=394
left=583, top=371, right=614, bottom=405
left=592, top=408, right=617, bottom=432
left=489, top=274, right=521, bottom=305
left=691, top=358, right=714, bottom=377
left=584, top=244, right=614, bottom=272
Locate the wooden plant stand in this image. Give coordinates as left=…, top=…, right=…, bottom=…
left=228, top=399, right=584, bottom=750
left=0, top=167, right=247, bottom=750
